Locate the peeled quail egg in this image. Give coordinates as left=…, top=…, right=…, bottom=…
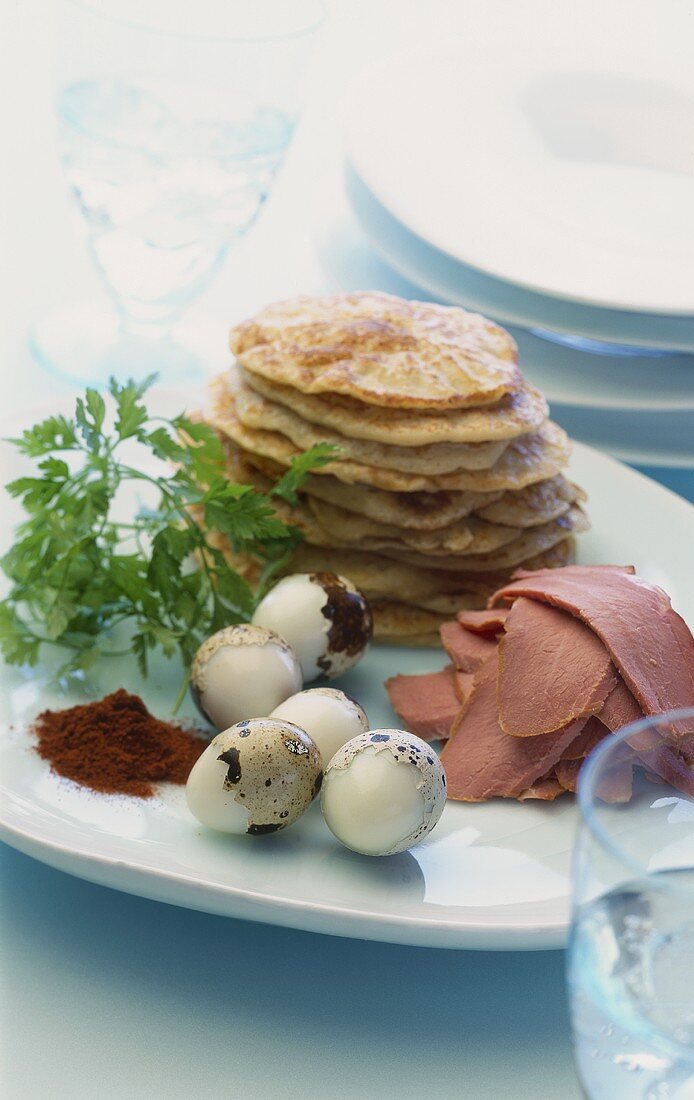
left=190, top=625, right=302, bottom=731
left=251, top=572, right=373, bottom=682
left=320, top=729, right=446, bottom=856
left=270, top=687, right=368, bottom=763
left=186, top=718, right=322, bottom=835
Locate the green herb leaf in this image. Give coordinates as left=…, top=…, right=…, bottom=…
left=0, top=377, right=332, bottom=706
left=272, top=442, right=340, bottom=505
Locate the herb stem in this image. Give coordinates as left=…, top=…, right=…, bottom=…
left=171, top=671, right=191, bottom=717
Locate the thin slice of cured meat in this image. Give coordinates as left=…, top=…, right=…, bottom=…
left=497, top=598, right=616, bottom=737
left=456, top=608, right=509, bottom=635
left=554, top=758, right=582, bottom=793
left=562, top=716, right=609, bottom=760
left=625, top=724, right=694, bottom=797
left=454, top=670, right=475, bottom=703
left=491, top=569, right=694, bottom=731
left=586, top=677, right=693, bottom=798
left=558, top=742, right=635, bottom=803
left=441, top=651, right=588, bottom=801
left=599, top=677, right=643, bottom=732
left=385, top=666, right=461, bottom=742
left=440, top=620, right=496, bottom=672
left=518, top=775, right=566, bottom=801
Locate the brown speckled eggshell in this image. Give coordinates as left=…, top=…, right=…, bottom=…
left=311, top=572, right=373, bottom=678
left=215, top=718, right=322, bottom=834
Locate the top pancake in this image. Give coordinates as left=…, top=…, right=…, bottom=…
left=230, top=291, right=519, bottom=410
left=241, top=366, right=547, bottom=445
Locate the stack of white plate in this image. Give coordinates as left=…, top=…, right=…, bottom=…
left=342, top=7, right=694, bottom=473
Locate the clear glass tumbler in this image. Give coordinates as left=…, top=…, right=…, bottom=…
left=32, top=0, right=324, bottom=383
left=568, top=711, right=694, bottom=1099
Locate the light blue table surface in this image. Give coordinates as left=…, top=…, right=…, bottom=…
left=1, top=843, right=577, bottom=1099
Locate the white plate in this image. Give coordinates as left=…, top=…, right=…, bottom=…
left=346, top=165, right=694, bottom=363
left=344, top=3, right=694, bottom=315
left=0, top=396, right=693, bottom=950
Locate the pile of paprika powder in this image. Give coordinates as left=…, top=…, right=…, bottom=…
left=33, top=688, right=207, bottom=798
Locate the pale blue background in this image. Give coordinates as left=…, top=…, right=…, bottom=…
left=1, top=3, right=692, bottom=1097
left=1, top=843, right=578, bottom=1099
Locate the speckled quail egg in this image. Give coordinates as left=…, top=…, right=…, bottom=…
left=186, top=718, right=322, bottom=835
left=190, top=625, right=302, bottom=731
left=320, top=729, right=446, bottom=856
left=270, top=688, right=368, bottom=763
left=251, top=572, right=373, bottom=682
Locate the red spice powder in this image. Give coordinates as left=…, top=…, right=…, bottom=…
left=33, top=688, right=207, bottom=798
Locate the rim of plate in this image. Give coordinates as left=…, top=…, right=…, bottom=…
left=0, top=805, right=567, bottom=946
left=345, top=52, right=694, bottom=316
left=345, top=162, right=694, bottom=371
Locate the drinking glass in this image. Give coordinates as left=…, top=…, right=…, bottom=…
left=568, top=711, right=694, bottom=1100
left=31, top=0, right=325, bottom=383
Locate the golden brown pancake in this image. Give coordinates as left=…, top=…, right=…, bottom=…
left=230, top=291, right=519, bottom=410
left=231, top=369, right=509, bottom=473
left=383, top=506, right=588, bottom=572
left=207, top=377, right=571, bottom=493
left=241, top=366, right=548, bottom=445
left=476, top=476, right=585, bottom=528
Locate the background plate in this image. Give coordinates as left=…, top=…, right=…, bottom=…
left=0, top=399, right=692, bottom=950
left=345, top=6, right=694, bottom=314
left=346, top=166, right=694, bottom=361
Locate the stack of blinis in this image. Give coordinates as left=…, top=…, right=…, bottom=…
left=204, top=291, right=589, bottom=644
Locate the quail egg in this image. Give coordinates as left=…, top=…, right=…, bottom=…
left=270, top=687, right=368, bottom=763
left=186, top=718, right=322, bottom=835
left=320, top=729, right=446, bottom=856
left=190, top=625, right=302, bottom=731
left=251, top=572, right=373, bottom=682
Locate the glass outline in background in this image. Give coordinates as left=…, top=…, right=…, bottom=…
left=31, top=0, right=326, bottom=384
left=568, top=710, right=694, bottom=1100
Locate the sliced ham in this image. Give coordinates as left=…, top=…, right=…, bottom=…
left=441, top=651, right=588, bottom=801
left=554, top=758, right=582, bottom=792
left=491, top=569, right=694, bottom=731
left=624, top=725, right=694, bottom=796
left=518, top=775, right=566, bottom=801
left=454, top=670, right=475, bottom=704
left=599, top=677, right=643, bottom=732
left=456, top=608, right=509, bottom=635
left=592, top=677, right=693, bottom=797
left=563, top=716, right=609, bottom=759
left=440, top=620, right=496, bottom=672
left=497, top=598, right=616, bottom=737
left=558, top=743, right=635, bottom=803
left=385, top=666, right=461, bottom=742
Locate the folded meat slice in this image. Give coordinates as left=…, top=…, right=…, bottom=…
left=441, top=651, right=588, bottom=801
left=554, top=742, right=633, bottom=803
left=456, top=608, right=509, bottom=635
left=568, top=676, right=693, bottom=798
left=554, top=758, right=582, bottom=792
left=385, top=666, right=461, bottom=742
left=562, top=716, right=608, bottom=759
left=440, top=620, right=496, bottom=672
left=599, top=677, right=643, bottom=732
left=497, top=598, right=616, bottom=737
left=518, top=774, right=566, bottom=801
left=491, top=568, right=694, bottom=731
left=454, top=670, right=475, bottom=703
